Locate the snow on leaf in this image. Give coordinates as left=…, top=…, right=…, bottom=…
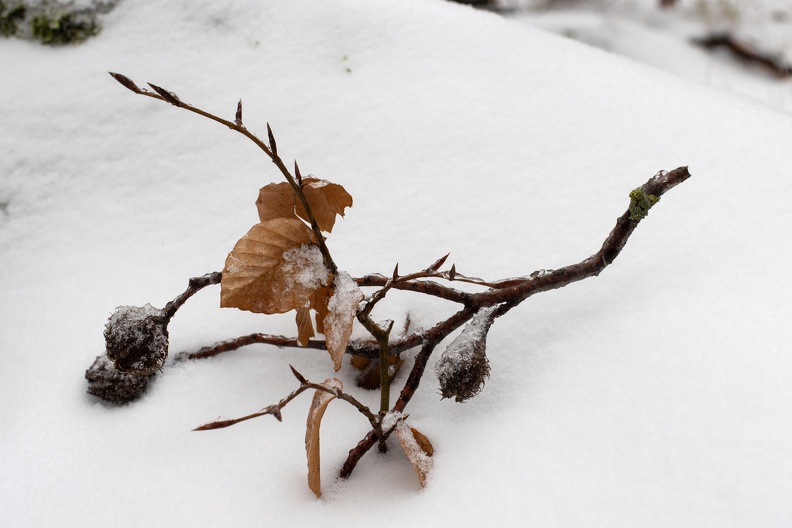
left=394, top=419, right=434, bottom=488
left=220, top=218, right=325, bottom=315
left=323, top=271, right=364, bottom=371
left=255, top=177, right=352, bottom=233
left=305, top=378, right=343, bottom=498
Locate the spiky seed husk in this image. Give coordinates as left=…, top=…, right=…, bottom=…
left=435, top=306, right=496, bottom=402
left=85, top=355, right=155, bottom=404
left=104, top=304, right=169, bottom=375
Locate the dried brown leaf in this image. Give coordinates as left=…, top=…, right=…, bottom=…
left=298, top=179, right=353, bottom=233
left=395, top=420, right=434, bottom=488
left=312, top=285, right=331, bottom=335
left=323, top=271, right=364, bottom=371
left=296, top=305, right=314, bottom=347
left=255, top=181, right=298, bottom=224
left=220, top=218, right=323, bottom=314
left=352, top=354, right=404, bottom=390
left=410, top=427, right=434, bottom=457
left=255, top=177, right=352, bottom=233
left=306, top=378, right=343, bottom=497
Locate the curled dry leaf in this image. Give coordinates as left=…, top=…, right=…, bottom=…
left=296, top=305, right=315, bottom=347
left=256, top=177, right=353, bottom=233
left=220, top=218, right=325, bottom=315
left=395, top=420, right=434, bottom=488
left=323, top=271, right=364, bottom=371
left=306, top=378, right=343, bottom=497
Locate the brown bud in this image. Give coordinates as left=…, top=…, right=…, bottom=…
left=104, top=304, right=169, bottom=375
left=435, top=307, right=496, bottom=402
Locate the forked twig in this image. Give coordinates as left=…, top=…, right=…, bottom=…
left=104, top=73, right=692, bottom=484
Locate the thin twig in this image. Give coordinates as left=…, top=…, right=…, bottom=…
left=195, top=369, right=377, bottom=431
left=162, top=271, right=222, bottom=320
left=694, top=33, right=792, bottom=78
left=109, top=73, right=337, bottom=274
left=339, top=167, right=691, bottom=478
left=176, top=333, right=327, bottom=361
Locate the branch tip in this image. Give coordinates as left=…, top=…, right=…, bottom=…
left=235, top=99, right=243, bottom=126
left=109, top=72, right=140, bottom=93
left=294, top=161, right=302, bottom=185
left=267, top=123, right=277, bottom=156
left=428, top=253, right=450, bottom=272
left=147, top=83, right=181, bottom=106
left=289, top=364, right=308, bottom=384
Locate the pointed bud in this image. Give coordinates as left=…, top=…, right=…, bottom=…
left=435, top=306, right=496, bottom=402
left=294, top=161, right=303, bottom=186
left=267, top=123, right=277, bottom=156
left=449, top=264, right=456, bottom=280
left=290, top=364, right=308, bottom=384
left=235, top=99, right=243, bottom=126
left=147, top=83, right=181, bottom=106
left=109, top=72, right=140, bottom=93
left=427, top=253, right=450, bottom=272
left=392, top=263, right=399, bottom=281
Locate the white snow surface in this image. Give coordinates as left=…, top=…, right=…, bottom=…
left=2, top=0, right=792, bottom=526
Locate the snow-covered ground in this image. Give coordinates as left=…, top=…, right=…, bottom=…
left=2, top=0, right=792, bottom=526
left=509, top=0, right=792, bottom=113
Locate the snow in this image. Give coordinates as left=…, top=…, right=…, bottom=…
left=282, top=244, right=328, bottom=290
left=2, top=0, right=792, bottom=526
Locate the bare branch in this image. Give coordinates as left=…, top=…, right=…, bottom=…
left=194, top=373, right=377, bottom=431
left=694, top=33, right=792, bottom=78
left=175, top=332, right=328, bottom=361
left=109, top=73, right=338, bottom=275
left=162, top=271, right=222, bottom=320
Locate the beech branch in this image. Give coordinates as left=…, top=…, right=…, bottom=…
left=163, top=271, right=222, bottom=320
left=194, top=366, right=378, bottom=431
left=338, top=167, right=690, bottom=476
left=106, top=71, right=692, bottom=488
left=109, top=72, right=337, bottom=275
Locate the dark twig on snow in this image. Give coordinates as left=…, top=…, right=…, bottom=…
left=163, top=271, right=222, bottom=320
left=194, top=366, right=378, bottom=431
left=693, top=33, right=792, bottom=78
left=109, top=72, right=337, bottom=275
left=176, top=333, right=327, bottom=361
left=106, top=70, right=692, bottom=487
left=337, top=167, right=690, bottom=477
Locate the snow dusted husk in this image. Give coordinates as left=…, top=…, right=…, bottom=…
left=103, top=304, right=168, bottom=375
left=282, top=244, right=328, bottom=291
left=323, top=270, right=364, bottom=370
left=435, top=306, right=497, bottom=402
left=85, top=354, right=154, bottom=404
